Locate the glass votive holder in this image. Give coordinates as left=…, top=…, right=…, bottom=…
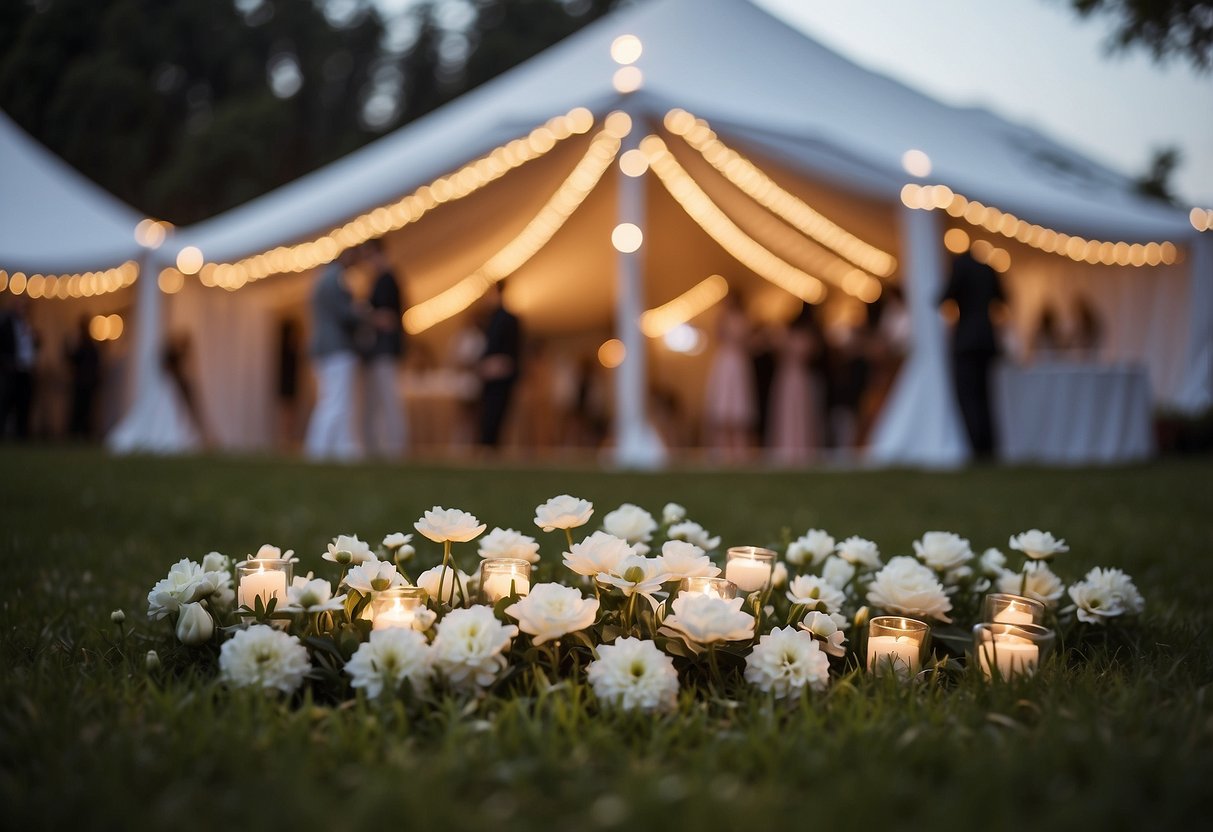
left=866, top=615, right=931, bottom=677
left=972, top=622, right=1055, bottom=680
left=236, top=559, right=292, bottom=612
left=982, top=592, right=1046, bottom=626
left=678, top=576, right=738, bottom=600
left=480, top=558, right=532, bottom=603
left=372, top=587, right=429, bottom=631
left=724, top=546, right=776, bottom=593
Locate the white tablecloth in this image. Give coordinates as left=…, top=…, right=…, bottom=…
left=994, top=363, right=1154, bottom=464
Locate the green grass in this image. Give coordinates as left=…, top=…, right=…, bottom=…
left=2, top=448, right=1212, bottom=830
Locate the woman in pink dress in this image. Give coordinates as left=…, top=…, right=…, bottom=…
left=703, top=293, right=756, bottom=460
left=768, top=304, right=824, bottom=465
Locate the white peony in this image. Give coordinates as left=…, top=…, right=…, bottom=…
left=786, top=529, right=835, bottom=567
left=285, top=577, right=347, bottom=613
left=997, top=561, right=1065, bottom=606
left=431, top=605, right=518, bottom=689
left=603, top=503, right=658, bottom=546
left=534, top=495, right=594, bottom=532
left=744, top=626, right=831, bottom=697
left=201, top=551, right=230, bottom=573
left=912, top=531, right=974, bottom=572
left=504, top=583, right=599, bottom=645
left=798, top=611, right=847, bottom=657
left=477, top=527, right=541, bottom=564
left=662, top=502, right=687, bottom=524
left=323, top=534, right=376, bottom=565
left=343, top=561, right=406, bottom=594
left=563, top=531, right=635, bottom=577
left=596, top=555, right=670, bottom=604
left=835, top=536, right=882, bottom=570
left=253, top=544, right=298, bottom=564
left=667, top=520, right=721, bottom=552
left=345, top=628, right=432, bottom=698
left=1067, top=567, right=1144, bottom=624
left=1009, top=529, right=1069, bottom=560
left=587, top=637, right=679, bottom=713
left=219, top=625, right=311, bottom=695
left=147, top=558, right=217, bottom=621
left=866, top=556, right=953, bottom=622
left=772, top=561, right=789, bottom=589
left=175, top=602, right=214, bottom=646
left=200, top=552, right=235, bottom=607
left=415, top=507, right=487, bottom=544
left=786, top=574, right=846, bottom=614
left=979, top=547, right=1007, bottom=576
left=656, top=540, right=721, bottom=580
left=416, top=565, right=472, bottom=606
left=659, top=593, right=755, bottom=648
left=382, top=533, right=414, bottom=565
left=821, top=556, right=856, bottom=591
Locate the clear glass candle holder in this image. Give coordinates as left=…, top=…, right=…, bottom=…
left=866, top=615, right=931, bottom=677
left=678, top=576, right=738, bottom=600
left=372, top=587, right=428, bottom=631
left=982, top=592, right=1046, bottom=626
left=972, top=622, right=1055, bottom=680
left=236, top=559, right=292, bottom=612
left=480, top=558, right=532, bottom=603
left=723, top=546, right=776, bottom=593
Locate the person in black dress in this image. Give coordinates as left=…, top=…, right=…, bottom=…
left=65, top=316, right=101, bottom=439
left=478, top=280, right=521, bottom=448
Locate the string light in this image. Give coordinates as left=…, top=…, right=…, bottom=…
left=901, top=149, right=932, bottom=178
left=642, top=135, right=829, bottom=304
left=640, top=274, right=729, bottom=338
left=158, top=268, right=186, bottom=294
left=402, top=127, right=623, bottom=335
left=0, top=261, right=138, bottom=299
left=610, top=34, right=643, bottom=65
left=613, top=66, right=643, bottom=94
left=902, top=183, right=1180, bottom=267
left=193, top=108, right=597, bottom=292
left=88, top=313, right=124, bottom=341
left=619, top=148, right=648, bottom=177
left=134, top=219, right=172, bottom=249
left=598, top=338, right=626, bottom=368
left=665, top=109, right=897, bottom=278
left=611, top=223, right=643, bottom=253
left=1192, top=207, right=1212, bottom=232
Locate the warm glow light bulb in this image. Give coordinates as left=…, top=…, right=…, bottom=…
left=944, top=228, right=970, bottom=254
left=613, top=66, right=643, bottom=94
left=611, top=34, right=643, bottom=65
left=176, top=246, right=204, bottom=275
left=619, top=148, right=648, bottom=177
left=598, top=338, right=626, bottom=368
left=612, top=222, right=643, bottom=253
left=901, top=149, right=932, bottom=178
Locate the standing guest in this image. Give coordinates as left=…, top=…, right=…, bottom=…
left=767, top=303, right=824, bottom=464
left=360, top=240, right=407, bottom=457
left=703, top=290, right=756, bottom=461
left=304, top=252, right=364, bottom=461
left=478, top=280, right=521, bottom=449
left=64, top=315, right=101, bottom=440
left=750, top=322, right=777, bottom=449
left=940, top=250, right=1006, bottom=458
left=0, top=296, right=38, bottom=440
left=276, top=319, right=302, bottom=450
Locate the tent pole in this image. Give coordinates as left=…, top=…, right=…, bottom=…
left=1177, top=233, right=1213, bottom=413
left=867, top=204, right=969, bottom=467
left=612, top=111, right=666, bottom=469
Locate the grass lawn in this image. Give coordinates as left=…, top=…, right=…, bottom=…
left=2, top=447, right=1212, bottom=830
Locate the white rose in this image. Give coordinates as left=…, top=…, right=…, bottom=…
left=667, top=520, right=721, bottom=552
left=175, top=602, right=214, bottom=646
left=478, top=527, right=541, bottom=564
left=1009, top=529, right=1069, bottom=560
left=343, top=561, right=406, bottom=594
left=835, top=536, right=882, bottom=570
left=662, top=503, right=687, bottom=524
left=382, top=532, right=412, bottom=551
left=656, top=540, right=720, bottom=580
left=786, top=574, right=846, bottom=614
left=431, top=605, right=518, bottom=689
left=786, top=529, right=835, bottom=567
left=587, top=638, right=679, bottom=713
left=285, top=577, right=347, bottom=613
left=996, top=561, right=1065, bottom=606
left=504, top=583, right=599, bottom=645
left=534, top=495, right=594, bottom=532
left=219, top=625, right=311, bottom=694
left=979, top=547, right=1007, bottom=576
left=563, top=531, right=635, bottom=577
left=415, top=507, right=487, bottom=544
left=147, top=558, right=212, bottom=621
left=1067, top=567, right=1144, bottom=623
left=912, top=531, right=974, bottom=572
left=771, top=561, right=789, bottom=589
left=602, top=503, right=658, bottom=545
left=799, top=611, right=847, bottom=657
left=201, top=551, right=230, bottom=573
left=596, top=555, right=670, bottom=602
left=659, top=593, right=755, bottom=648
left=866, top=556, right=953, bottom=622
left=416, top=565, right=472, bottom=607
left=254, top=544, right=298, bottom=564
left=745, top=627, right=831, bottom=696
left=323, top=534, right=376, bottom=565
left=345, top=628, right=432, bottom=698
left=821, top=556, right=856, bottom=591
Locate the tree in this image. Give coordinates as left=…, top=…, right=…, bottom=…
left=1135, top=146, right=1183, bottom=202
left=1068, top=0, right=1213, bottom=72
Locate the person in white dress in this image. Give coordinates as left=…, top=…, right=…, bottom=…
left=304, top=254, right=364, bottom=461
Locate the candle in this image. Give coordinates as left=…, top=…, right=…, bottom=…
left=993, top=605, right=1035, bottom=626
left=679, top=577, right=738, bottom=600
left=982, top=593, right=1044, bottom=627
left=724, top=547, right=776, bottom=593
left=978, top=636, right=1039, bottom=679
left=373, top=598, right=417, bottom=630
left=480, top=558, right=532, bottom=603
left=866, top=635, right=921, bottom=676
left=238, top=563, right=288, bottom=610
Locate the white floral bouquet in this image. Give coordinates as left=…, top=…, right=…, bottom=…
left=134, top=497, right=1145, bottom=711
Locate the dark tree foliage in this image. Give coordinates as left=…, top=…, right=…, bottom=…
left=1135, top=145, right=1183, bottom=202
left=1069, top=0, right=1213, bottom=71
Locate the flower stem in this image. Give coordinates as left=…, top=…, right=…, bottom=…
left=437, top=540, right=451, bottom=607
left=564, top=528, right=575, bottom=552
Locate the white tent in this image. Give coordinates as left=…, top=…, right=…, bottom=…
left=7, top=0, right=1210, bottom=462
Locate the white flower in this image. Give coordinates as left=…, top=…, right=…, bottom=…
left=199, top=552, right=235, bottom=607
left=201, top=551, right=230, bottom=573
left=253, top=544, right=298, bottom=564
left=147, top=558, right=215, bottom=621
left=343, top=561, right=406, bottom=594
left=534, top=495, right=594, bottom=532
left=596, top=555, right=670, bottom=605
left=866, top=556, right=953, bottom=622
left=979, top=547, right=1007, bottom=576
left=478, top=527, right=541, bottom=564
left=1067, top=567, right=1144, bottom=624
left=345, top=628, right=432, bottom=698
left=786, top=574, right=846, bottom=614
left=667, top=520, right=721, bottom=552
left=382, top=532, right=413, bottom=552
left=912, top=531, right=974, bottom=572
left=416, top=565, right=472, bottom=606
left=997, top=561, right=1065, bottom=606
left=772, top=561, right=789, bottom=589
left=323, top=534, right=376, bottom=566
left=660, top=593, right=755, bottom=648
left=662, top=502, right=687, bottom=524
left=175, top=602, right=214, bottom=646
left=821, top=556, right=856, bottom=591
left=415, top=507, right=487, bottom=544
left=603, top=503, right=658, bottom=545
left=744, top=626, right=831, bottom=697
left=431, top=605, right=518, bottom=689
left=835, top=536, right=882, bottom=570
left=1009, top=529, right=1069, bottom=560
left=145, top=650, right=160, bottom=671
left=786, top=529, right=835, bottom=567
left=219, top=625, right=311, bottom=695
left=587, top=637, right=679, bottom=713
left=285, top=577, right=347, bottom=613
left=798, top=611, right=847, bottom=657
left=110, top=609, right=126, bottom=624
left=656, top=540, right=721, bottom=580
left=563, top=531, right=635, bottom=577
left=504, top=583, right=599, bottom=645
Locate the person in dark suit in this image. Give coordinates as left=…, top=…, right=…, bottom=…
left=0, top=297, right=37, bottom=440
left=478, top=280, right=521, bottom=448
left=65, top=315, right=101, bottom=439
left=940, top=250, right=1006, bottom=458
left=360, top=239, right=407, bottom=457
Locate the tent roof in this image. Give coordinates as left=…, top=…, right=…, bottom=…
left=0, top=111, right=146, bottom=274
left=168, top=0, right=1193, bottom=268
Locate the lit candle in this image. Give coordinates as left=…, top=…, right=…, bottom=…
left=866, top=635, right=921, bottom=676
left=724, top=547, right=776, bottom=593
left=993, top=605, right=1035, bottom=626
left=982, top=593, right=1044, bottom=627
left=679, top=576, right=738, bottom=600
left=373, top=598, right=416, bottom=630
left=480, top=558, right=532, bottom=603
left=978, top=635, right=1039, bottom=679
left=238, top=563, right=287, bottom=610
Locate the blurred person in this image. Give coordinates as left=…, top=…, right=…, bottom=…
left=703, top=291, right=756, bottom=461
left=360, top=240, right=407, bottom=457
left=304, top=252, right=364, bottom=460
left=64, top=315, right=101, bottom=440
left=163, top=332, right=210, bottom=446
left=767, top=303, right=825, bottom=464
left=477, top=280, right=521, bottom=449
left=750, top=322, right=778, bottom=449
left=857, top=290, right=908, bottom=445
left=276, top=319, right=302, bottom=450
left=0, top=296, right=38, bottom=440
left=1031, top=305, right=1065, bottom=363
left=516, top=339, right=557, bottom=451
left=941, top=250, right=1006, bottom=458
left=1072, top=296, right=1104, bottom=360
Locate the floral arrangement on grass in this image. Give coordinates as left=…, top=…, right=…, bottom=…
left=133, top=497, right=1145, bottom=711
